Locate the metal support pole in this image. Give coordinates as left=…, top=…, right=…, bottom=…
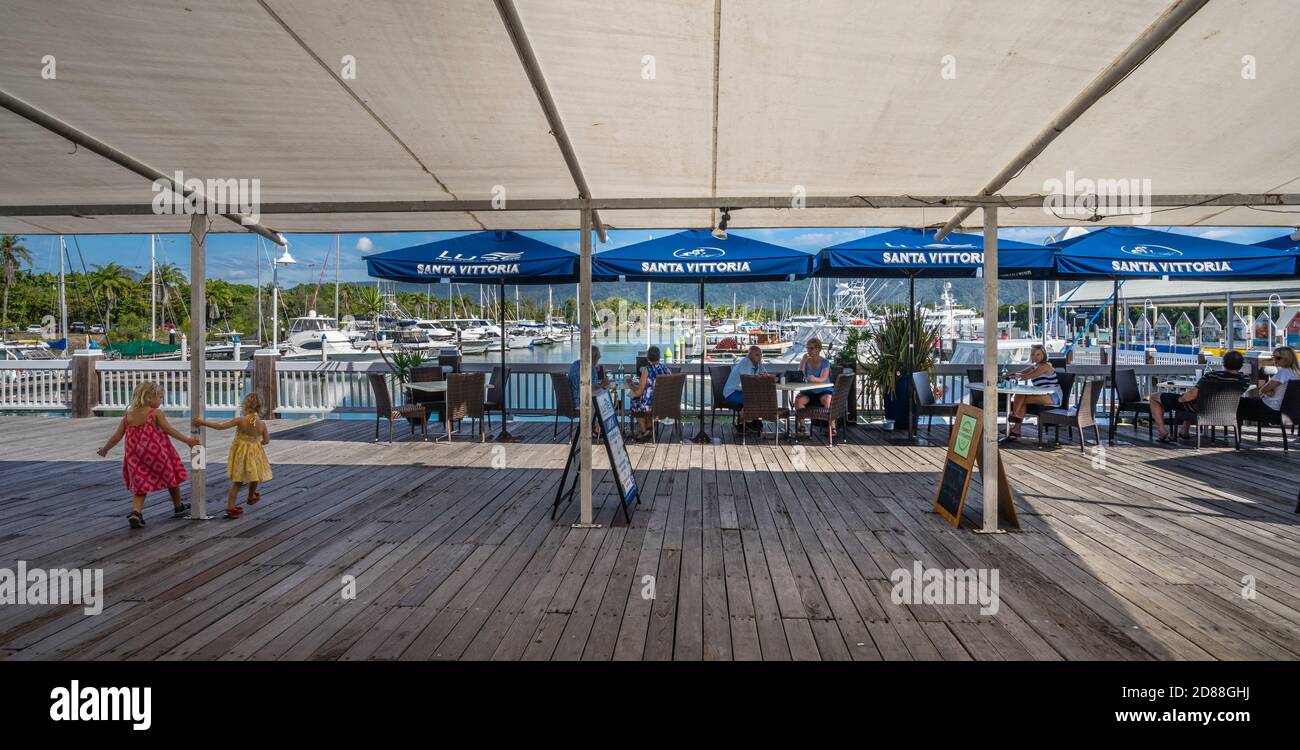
left=1108, top=279, right=1120, bottom=445
left=692, top=278, right=711, bottom=443
left=980, top=208, right=1000, bottom=533
left=576, top=206, right=597, bottom=527
left=496, top=278, right=519, bottom=442
left=188, top=214, right=209, bottom=520
left=907, top=273, right=916, bottom=440
left=150, top=234, right=156, bottom=341
left=1226, top=292, right=1235, bottom=350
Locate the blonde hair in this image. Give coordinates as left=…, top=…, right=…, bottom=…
left=806, top=337, right=823, bottom=351
left=1273, top=346, right=1300, bottom=374
left=242, top=392, right=262, bottom=424
left=1030, top=344, right=1049, bottom=365
left=129, top=382, right=163, bottom=411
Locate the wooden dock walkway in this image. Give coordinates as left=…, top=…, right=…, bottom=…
left=1, top=414, right=1297, bottom=661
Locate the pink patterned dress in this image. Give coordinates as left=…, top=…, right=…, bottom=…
left=122, top=409, right=189, bottom=495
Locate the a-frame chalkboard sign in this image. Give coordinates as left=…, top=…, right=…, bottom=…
left=552, top=388, right=641, bottom=524
left=933, top=404, right=1019, bottom=529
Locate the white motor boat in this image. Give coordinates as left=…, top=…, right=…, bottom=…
left=279, top=311, right=386, bottom=361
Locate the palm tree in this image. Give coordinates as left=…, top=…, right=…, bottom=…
left=205, top=279, right=236, bottom=323
left=353, top=285, right=395, bottom=370
left=90, top=262, right=136, bottom=334
left=150, top=262, right=187, bottom=331
left=1, top=235, right=33, bottom=329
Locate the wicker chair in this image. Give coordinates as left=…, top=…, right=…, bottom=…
left=443, top=372, right=487, bottom=443
left=1037, top=377, right=1101, bottom=452
left=550, top=371, right=581, bottom=438
left=483, top=366, right=509, bottom=436
left=1113, top=368, right=1154, bottom=438
left=739, top=374, right=788, bottom=445
left=1240, top=381, right=1300, bottom=450
left=646, top=373, right=686, bottom=444
left=408, top=365, right=446, bottom=426
left=912, top=370, right=957, bottom=433
left=709, top=364, right=740, bottom=432
left=1175, top=380, right=1243, bottom=449
left=366, top=372, right=428, bottom=442
left=797, top=373, right=855, bottom=447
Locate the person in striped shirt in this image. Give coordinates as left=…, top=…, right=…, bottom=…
left=1006, top=345, right=1062, bottom=440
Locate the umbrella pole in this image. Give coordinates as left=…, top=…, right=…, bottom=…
left=692, top=278, right=711, bottom=443
left=907, top=274, right=916, bottom=440
left=1108, top=278, right=1118, bottom=446
left=496, top=278, right=519, bottom=442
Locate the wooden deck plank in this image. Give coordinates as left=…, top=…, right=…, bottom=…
left=0, top=415, right=1297, bottom=661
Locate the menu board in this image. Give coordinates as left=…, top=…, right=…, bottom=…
left=933, top=404, right=1019, bottom=529
left=594, top=388, right=638, bottom=512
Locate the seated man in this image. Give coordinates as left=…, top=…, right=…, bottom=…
left=723, top=345, right=772, bottom=431
left=567, top=345, right=609, bottom=434
left=1148, top=349, right=1247, bottom=442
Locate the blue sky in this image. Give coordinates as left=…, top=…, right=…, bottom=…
left=14, top=225, right=1294, bottom=287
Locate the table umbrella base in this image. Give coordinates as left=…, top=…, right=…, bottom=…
left=690, top=431, right=712, bottom=444
left=495, top=429, right=522, bottom=443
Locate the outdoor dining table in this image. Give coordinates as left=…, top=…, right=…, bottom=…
left=1156, top=378, right=1199, bottom=392
left=967, top=381, right=1058, bottom=439
left=775, top=380, right=834, bottom=438
left=404, top=370, right=492, bottom=395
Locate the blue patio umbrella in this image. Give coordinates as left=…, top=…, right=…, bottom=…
left=593, top=229, right=818, bottom=442
left=367, top=231, right=580, bottom=442
left=817, top=228, right=1055, bottom=279
left=1048, top=226, right=1298, bottom=280
left=1046, top=226, right=1300, bottom=443
left=817, top=228, right=1055, bottom=441
left=1253, top=231, right=1300, bottom=253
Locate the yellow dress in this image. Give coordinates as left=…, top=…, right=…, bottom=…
left=227, top=428, right=272, bottom=483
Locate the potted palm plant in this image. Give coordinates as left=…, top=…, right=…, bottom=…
left=860, top=312, right=940, bottom=430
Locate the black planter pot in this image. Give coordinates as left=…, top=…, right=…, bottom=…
left=881, top=374, right=912, bottom=429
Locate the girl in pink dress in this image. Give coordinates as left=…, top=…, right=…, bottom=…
left=98, top=382, right=199, bottom=528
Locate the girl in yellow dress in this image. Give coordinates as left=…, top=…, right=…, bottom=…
left=192, top=393, right=272, bottom=519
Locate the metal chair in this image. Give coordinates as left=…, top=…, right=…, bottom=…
left=1176, top=381, right=1243, bottom=449
left=443, top=372, right=487, bottom=443
left=1113, top=368, right=1154, bottom=439
left=739, top=374, right=788, bottom=445
left=483, top=366, right=509, bottom=436
left=1025, top=370, right=1074, bottom=436
left=1037, top=378, right=1102, bottom=452
left=366, top=372, right=428, bottom=442
left=708, top=364, right=740, bottom=432
left=646, top=373, right=686, bottom=444
left=1251, top=382, right=1300, bottom=450
left=912, top=370, right=957, bottom=433
left=797, top=373, right=855, bottom=447
left=550, top=371, right=581, bottom=438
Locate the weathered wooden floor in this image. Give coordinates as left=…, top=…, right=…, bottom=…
left=0, top=413, right=1298, bottom=661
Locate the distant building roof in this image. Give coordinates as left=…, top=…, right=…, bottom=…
left=1066, top=279, right=1300, bottom=305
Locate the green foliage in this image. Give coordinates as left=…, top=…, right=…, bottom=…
left=389, top=350, right=426, bottom=384
left=858, top=311, right=941, bottom=401
left=832, top=328, right=866, bottom=368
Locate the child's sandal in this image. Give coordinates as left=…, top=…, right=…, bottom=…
left=247, top=491, right=262, bottom=505
left=223, top=507, right=243, bottom=519
left=127, top=511, right=145, bottom=529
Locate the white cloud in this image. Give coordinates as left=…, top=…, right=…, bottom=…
left=355, top=236, right=375, bottom=253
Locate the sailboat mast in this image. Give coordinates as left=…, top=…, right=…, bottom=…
left=334, top=234, right=340, bottom=322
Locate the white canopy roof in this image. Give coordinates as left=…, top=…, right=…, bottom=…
left=2, top=0, right=1298, bottom=235
left=1070, top=279, right=1300, bottom=305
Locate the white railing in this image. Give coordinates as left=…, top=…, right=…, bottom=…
left=97, top=360, right=252, bottom=412
left=277, top=360, right=390, bottom=413
left=0, top=360, right=73, bottom=410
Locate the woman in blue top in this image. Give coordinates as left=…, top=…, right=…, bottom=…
left=793, top=338, right=834, bottom=433
left=629, top=346, right=672, bottom=441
